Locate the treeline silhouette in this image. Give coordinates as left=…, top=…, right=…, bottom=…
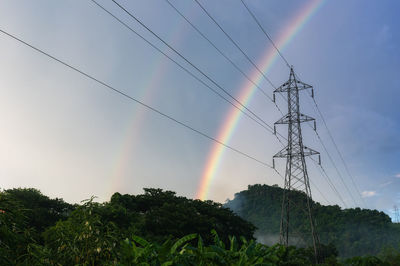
left=0, top=187, right=399, bottom=265
left=225, top=184, right=400, bottom=258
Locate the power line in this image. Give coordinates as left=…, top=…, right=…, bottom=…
left=305, top=112, right=363, bottom=208
left=193, top=0, right=276, bottom=90
left=318, top=163, right=348, bottom=208
left=238, top=0, right=346, bottom=208
left=275, top=167, right=331, bottom=212
left=90, top=0, right=285, bottom=144
left=3, top=2, right=357, bottom=212
left=302, top=122, right=349, bottom=208
left=109, top=0, right=355, bottom=210
left=273, top=164, right=330, bottom=208
left=310, top=158, right=348, bottom=208
left=174, top=0, right=293, bottom=151
left=0, top=27, right=276, bottom=171
left=109, top=0, right=288, bottom=144
left=310, top=96, right=366, bottom=208
left=310, top=178, right=332, bottom=205
left=231, top=0, right=358, bottom=209
left=239, top=0, right=363, bottom=207
left=272, top=67, right=320, bottom=257
left=240, top=0, right=290, bottom=68
left=313, top=128, right=358, bottom=207
left=93, top=0, right=295, bottom=201
left=164, top=0, right=284, bottom=115
left=282, top=69, right=363, bottom=207
left=195, top=0, right=291, bottom=118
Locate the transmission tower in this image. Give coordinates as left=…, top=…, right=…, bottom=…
left=272, top=67, right=320, bottom=259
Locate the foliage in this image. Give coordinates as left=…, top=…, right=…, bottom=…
left=103, top=188, right=256, bottom=245
left=118, top=231, right=317, bottom=265
left=1, top=186, right=399, bottom=265
left=0, top=191, right=36, bottom=264
left=225, top=184, right=400, bottom=258
left=38, top=197, right=120, bottom=264
left=3, top=188, right=74, bottom=233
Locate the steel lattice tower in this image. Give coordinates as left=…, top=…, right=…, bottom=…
left=273, top=67, right=320, bottom=259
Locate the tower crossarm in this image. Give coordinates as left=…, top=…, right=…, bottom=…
left=295, top=80, right=313, bottom=91
left=303, top=146, right=320, bottom=157
left=274, top=79, right=312, bottom=94
left=273, top=145, right=319, bottom=158
left=275, top=113, right=315, bottom=125
left=273, top=74, right=314, bottom=102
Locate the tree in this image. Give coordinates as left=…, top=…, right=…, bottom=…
left=225, top=184, right=400, bottom=257
left=0, top=191, right=36, bottom=264
left=4, top=188, right=74, bottom=234
left=105, top=188, right=256, bottom=245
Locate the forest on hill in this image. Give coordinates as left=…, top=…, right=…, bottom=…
left=225, top=184, right=400, bottom=258
left=1, top=187, right=400, bottom=265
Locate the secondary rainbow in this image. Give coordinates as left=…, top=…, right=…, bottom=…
left=196, top=0, right=325, bottom=200
left=108, top=7, right=195, bottom=196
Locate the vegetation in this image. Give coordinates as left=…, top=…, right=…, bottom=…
left=104, top=188, right=255, bottom=245
left=0, top=186, right=399, bottom=265
left=225, top=184, right=400, bottom=258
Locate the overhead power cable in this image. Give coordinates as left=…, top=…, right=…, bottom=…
left=0, top=28, right=275, bottom=170
left=109, top=0, right=288, bottom=144
left=112, top=0, right=354, bottom=209
left=273, top=165, right=330, bottom=207
left=93, top=0, right=292, bottom=200
left=310, top=158, right=348, bottom=208
left=240, top=0, right=290, bottom=68
left=90, top=0, right=285, bottom=144
left=303, top=122, right=350, bottom=208
left=313, top=129, right=358, bottom=207
left=299, top=84, right=364, bottom=207
left=164, top=0, right=284, bottom=115
left=239, top=0, right=365, bottom=208
left=310, top=179, right=331, bottom=205
left=193, top=0, right=276, bottom=90
left=305, top=116, right=362, bottom=208
left=310, top=96, right=366, bottom=208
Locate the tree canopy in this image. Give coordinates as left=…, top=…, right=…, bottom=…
left=1, top=186, right=399, bottom=264
left=225, top=184, right=400, bottom=258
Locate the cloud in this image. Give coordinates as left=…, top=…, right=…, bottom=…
left=362, top=191, right=377, bottom=198
left=395, top=174, right=400, bottom=178
left=379, top=181, right=393, bottom=188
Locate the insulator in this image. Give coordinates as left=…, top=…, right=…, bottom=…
left=273, top=159, right=275, bottom=169
left=274, top=125, right=276, bottom=135
left=311, top=89, right=314, bottom=98
left=273, top=93, right=276, bottom=103
left=314, top=121, right=317, bottom=131
left=318, top=155, right=321, bottom=165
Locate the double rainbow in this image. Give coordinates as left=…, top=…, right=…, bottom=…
left=196, top=0, right=325, bottom=200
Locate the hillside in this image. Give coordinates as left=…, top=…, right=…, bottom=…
left=225, top=184, right=400, bottom=257
left=1, top=186, right=400, bottom=264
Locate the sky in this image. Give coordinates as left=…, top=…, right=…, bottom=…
left=0, top=0, right=399, bottom=220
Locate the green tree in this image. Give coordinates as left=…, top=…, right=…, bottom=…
left=225, top=184, right=400, bottom=257
left=0, top=191, right=36, bottom=264
left=4, top=188, right=74, bottom=234
left=105, top=188, right=256, bottom=245
left=39, top=197, right=119, bottom=264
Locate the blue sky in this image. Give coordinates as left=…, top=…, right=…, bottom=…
left=0, top=0, right=399, bottom=220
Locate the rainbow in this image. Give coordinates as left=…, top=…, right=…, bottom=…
left=196, top=0, right=325, bottom=200
left=108, top=5, right=198, bottom=196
